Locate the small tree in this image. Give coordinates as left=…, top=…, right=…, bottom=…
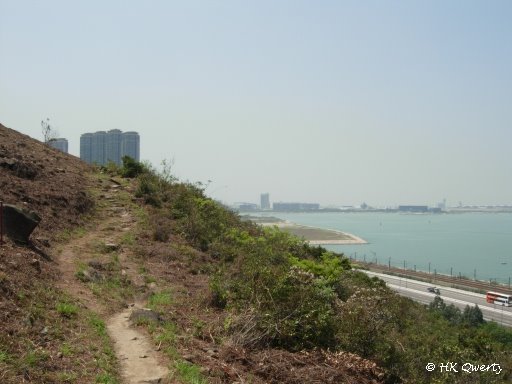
left=428, top=295, right=446, bottom=311
left=41, top=118, right=57, bottom=143
left=462, top=305, right=484, bottom=327
left=429, top=296, right=462, bottom=324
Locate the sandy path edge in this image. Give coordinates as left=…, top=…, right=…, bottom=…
left=107, top=306, right=168, bottom=384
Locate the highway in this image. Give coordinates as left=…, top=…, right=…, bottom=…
left=363, top=270, right=512, bottom=327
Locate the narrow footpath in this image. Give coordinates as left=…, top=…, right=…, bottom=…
left=108, top=306, right=168, bottom=383
left=55, top=176, right=169, bottom=384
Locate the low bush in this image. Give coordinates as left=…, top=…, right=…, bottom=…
left=121, top=156, right=145, bottom=178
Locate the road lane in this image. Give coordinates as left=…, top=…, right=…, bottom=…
left=362, top=270, right=512, bottom=327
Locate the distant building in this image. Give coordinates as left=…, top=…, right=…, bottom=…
left=80, top=130, right=140, bottom=165
left=91, top=131, right=107, bottom=165
left=260, top=193, right=270, bottom=210
left=273, top=202, right=320, bottom=212
left=237, top=203, right=259, bottom=212
left=80, top=133, right=93, bottom=163
left=48, top=138, right=68, bottom=153
left=437, top=199, right=447, bottom=211
left=105, top=129, right=123, bottom=165
left=398, top=205, right=429, bottom=213
left=122, top=131, right=140, bottom=162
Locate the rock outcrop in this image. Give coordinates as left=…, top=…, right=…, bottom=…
left=1, top=204, right=41, bottom=243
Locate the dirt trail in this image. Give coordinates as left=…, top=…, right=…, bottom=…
left=107, top=305, right=168, bottom=384
left=56, top=179, right=169, bottom=383
left=57, top=229, right=106, bottom=314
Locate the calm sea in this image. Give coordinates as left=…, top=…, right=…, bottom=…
left=255, top=212, right=512, bottom=285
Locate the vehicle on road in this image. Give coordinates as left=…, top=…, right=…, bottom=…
left=486, top=291, right=512, bottom=306
left=427, top=287, right=440, bottom=295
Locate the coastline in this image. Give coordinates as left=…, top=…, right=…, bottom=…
left=259, top=220, right=367, bottom=245
left=308, top=232, right=367, bottom=245
left=243, top=213, right=512, bottom=284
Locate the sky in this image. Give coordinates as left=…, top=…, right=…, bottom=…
left=1, top=1, right=511, bottom=207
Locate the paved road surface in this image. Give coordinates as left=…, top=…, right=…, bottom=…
left=363, top=270, right=512, bottom=327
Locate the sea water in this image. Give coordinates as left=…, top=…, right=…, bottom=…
left=256, top=212, right=512, bottom=285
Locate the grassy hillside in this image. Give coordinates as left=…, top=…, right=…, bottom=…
left=0, top=123, right=118, bottom=383
left=1, top=123, right=511, bottom=383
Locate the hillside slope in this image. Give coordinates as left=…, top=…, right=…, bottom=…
left=2, top=123, right=510, bottom=384
left=0, top=124, right=387, bottom=383
left=0, top=123, right=119, bottom=383
left=0, top=123, right=92, bottom=235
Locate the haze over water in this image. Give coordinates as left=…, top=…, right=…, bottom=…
left=261, top=212, right=512, bottom=285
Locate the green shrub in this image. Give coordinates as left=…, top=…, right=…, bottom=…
left=152, top=215, right=173, bottom=242
left=213, top=227, right=346, bottom=350
left=121, top=156, right=145, bottom=178
left=479, top=321, right=512, bottom=346
left=102, top=161, right=121, bottom=176
left=461, top=304, right=485, bottom=327
left=337, top=287, right=397, bottom=357
left=209, top=273, right=228, bottom=308
left=135, top=174, right=161, bottom=207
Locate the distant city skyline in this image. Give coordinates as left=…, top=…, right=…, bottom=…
left=238, top=195, right=510, bottom=210
left=1, top=2, right=511, bottom=207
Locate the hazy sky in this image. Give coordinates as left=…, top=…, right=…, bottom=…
left=1, top=1, right=511, bottom=207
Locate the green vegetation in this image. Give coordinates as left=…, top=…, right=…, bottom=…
left=133, top=288, right=207, bottom=383
left=89, top=275, right=134, bottom=304
left=24, top=349, right=48, bottom=367
left=0, top=284, right=119, bottom=383
left=122, top=158, right=512, bottom=383
left=56, top=301, right=79, bottom=318
left=56, top=225, right=87, bottom=242
left=89, top=313, right=108, bottom=337
left=174, top=360, right=208, bottom=384
left=429, top=296, right=485, bottom=326
left=95, top=373, right=119, bottom=384
left=148, top=291, right=173, bottom=309
left=88, top=313, right=118, bottom=383
left=75, top=244, right=134, bottom=304
left=121, top=155, right=145, bottom=178
left=120, top=232, right=135, bottom=246
left=208, top=227, right=350, bottom=350
left=0, top=349, right=10, bottom=363
left=59, top=343, right=73, bottom=357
